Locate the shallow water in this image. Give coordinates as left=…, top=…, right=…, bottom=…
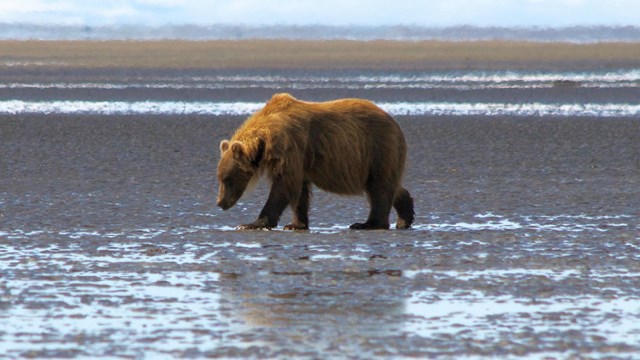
left=1, top=219, right=639, bottom=358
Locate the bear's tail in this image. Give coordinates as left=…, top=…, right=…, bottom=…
left=394, top=187, right=415, bottom=229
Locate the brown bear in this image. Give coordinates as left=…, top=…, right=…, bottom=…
left=216, top=93, right=414, bottom=230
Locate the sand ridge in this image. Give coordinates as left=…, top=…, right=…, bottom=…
left=2, top=40, right=640, bottom=70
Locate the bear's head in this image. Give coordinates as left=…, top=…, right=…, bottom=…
left=216, top=139, right=262, bottom=210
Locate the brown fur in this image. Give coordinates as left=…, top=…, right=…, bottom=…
left=217, top=93, right=414, bottom=230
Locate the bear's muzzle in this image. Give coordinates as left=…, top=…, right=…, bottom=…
left=217, top=198, right=232, bottom=210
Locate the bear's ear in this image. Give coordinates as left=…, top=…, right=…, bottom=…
left=230, top=140, right=248, bottom=162
left=220, top=140, right=230, bottom=153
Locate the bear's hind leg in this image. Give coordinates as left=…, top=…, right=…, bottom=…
left=394, top=187, right=415, bottom=229
left=284, top=181, right=311, bottom=230
left=350, top=189, right=393, bottom=230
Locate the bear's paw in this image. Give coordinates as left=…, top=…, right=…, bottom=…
left=237, top=218, right=273, bottom=231
left=349, top=222, right=390, bottom=230
left=283, top=222, right=309, bottom=231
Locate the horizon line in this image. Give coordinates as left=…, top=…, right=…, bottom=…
left=1, top=24, right=639, bottom=42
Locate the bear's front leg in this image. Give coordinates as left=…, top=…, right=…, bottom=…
left=237, top=177, right=291, bottom=230
left=283, top=181, right=311, bottom=231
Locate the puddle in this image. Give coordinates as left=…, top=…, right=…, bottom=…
left=413, top=213, right=632, bottom=232
left=406, top=290, right=640, bottom=353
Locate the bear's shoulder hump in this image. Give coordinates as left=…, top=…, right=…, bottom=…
left=260, top=93, right=299, bottom=115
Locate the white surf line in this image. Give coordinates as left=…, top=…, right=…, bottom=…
left=1, top=100, right=640, bottom=117
left=2, top=69, right=638, bottom=90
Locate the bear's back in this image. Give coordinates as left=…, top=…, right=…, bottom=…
left=232, top=93, right=407, bottom=195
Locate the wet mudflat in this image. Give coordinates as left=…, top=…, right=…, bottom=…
left=2, top=112, right=639, bottom=359
left=1, top=50, right=640, bottom=358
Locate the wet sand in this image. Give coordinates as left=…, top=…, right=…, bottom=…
left=2, top=114, right=639, bottom=230
left=1, top=41, right=640, bottom=358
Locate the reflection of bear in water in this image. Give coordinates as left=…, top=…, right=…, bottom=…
left=216, top=93, right=414, bottom=230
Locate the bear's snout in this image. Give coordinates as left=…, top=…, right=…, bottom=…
left=217, top=184, right=231, bottom=210
left=217, top=198, right=232, bottom=210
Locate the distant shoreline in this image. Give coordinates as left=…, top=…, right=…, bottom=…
left=2, top=40, right=640, bottom=71
left=2, top=24, right=640, bottom=43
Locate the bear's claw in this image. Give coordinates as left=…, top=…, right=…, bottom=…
left=237, top=222, right=272, bottom=231
left=283, top=223, right=309, bottom=231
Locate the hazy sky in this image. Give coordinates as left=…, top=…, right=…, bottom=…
left=0, top=0, right=639, bottom=27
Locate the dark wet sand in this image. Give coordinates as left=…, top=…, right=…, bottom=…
left=2, top=113, right=639, bottom=230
